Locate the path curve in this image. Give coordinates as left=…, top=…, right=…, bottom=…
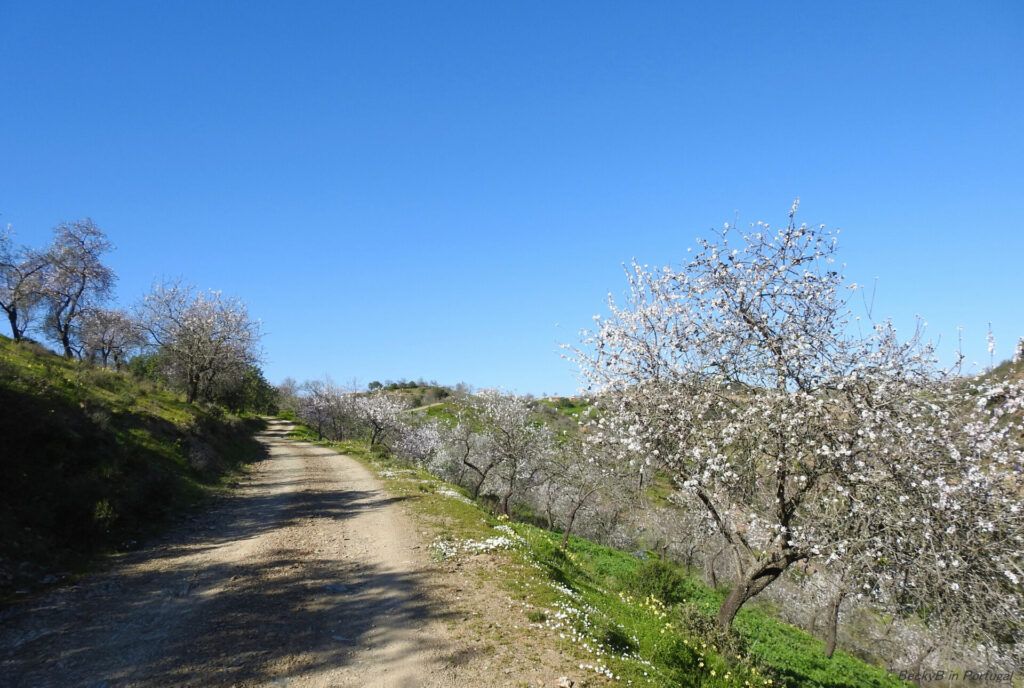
left=0, top=420, right=465, bottom=687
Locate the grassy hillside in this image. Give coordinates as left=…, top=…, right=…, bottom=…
left=0, top=336, right=265, bottom=598
left=289, top=423, right=905, bottom=688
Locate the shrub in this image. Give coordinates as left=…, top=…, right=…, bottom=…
left=631, top=557, right=688, bottom=605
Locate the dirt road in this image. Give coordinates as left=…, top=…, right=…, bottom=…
left=0, top=420, right=476, bottom=687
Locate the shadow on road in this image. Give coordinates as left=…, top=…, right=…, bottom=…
left=0, top=427, right=459, bottom=687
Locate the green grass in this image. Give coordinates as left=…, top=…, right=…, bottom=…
left=288, top=420, right=906, bottom=688
left=539, top=396, right=592, bottom=418
left=420, top=400, right=463, bottom=426
left=643, top=470, right=677, bottom=508
left=479, top=523, right=903, bottom=688
left=0, top=336, right=266, bottom=597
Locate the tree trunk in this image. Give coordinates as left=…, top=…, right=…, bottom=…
left=5, top=307, right=22, bottom=340
left=60, top=327, right=73, bottom=358
left=707, top=545, right=725, bottom=589
left=716, top=559, right=788, bottom=629
left=824, top=590, right=846, bottom=658
left=470, top=471, right=487, bottom=499
left=560, top=502, right=582, bottom=549
left=543, top=484, right=559, bottom=530
left=910, top=645, right=935, bottom=688
left=464, top=457, right=497, bottom=503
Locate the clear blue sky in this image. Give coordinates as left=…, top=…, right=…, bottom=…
left=2, top=2, right=1021, bottom=394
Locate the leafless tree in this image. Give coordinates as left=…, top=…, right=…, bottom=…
left=543, top=433, right=608, bottom=549
left=275, top=377, right=302, bottom=416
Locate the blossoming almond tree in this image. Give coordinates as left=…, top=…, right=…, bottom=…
left=470, top=390, right=554, bottom=516
left=352, top=391, right=409, bottom=448
left=0, top=227, right=50, bottom=341
left=394, top=421, right=443, bottom=466
left=43, top=220, right=116, bottom=358
left=543, top=433, right=609, bottom=549
left=79, top=307, right=144, bottom=369
left=138, top=281, right=261, bottom=403
left=437, top=420, right=498, bottom=498
left=297, top=378, right=346, bottom=440
left=576, top=204, right=1023, bottom=634
left=427, top=391, right=556, bottom=512
left=883, top=375, right=1023, bottom=661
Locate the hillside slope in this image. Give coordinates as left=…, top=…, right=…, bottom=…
left=0, top=336, right=264, bottom=597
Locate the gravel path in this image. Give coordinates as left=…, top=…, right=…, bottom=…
left=0, top=420, right=469, bottom=687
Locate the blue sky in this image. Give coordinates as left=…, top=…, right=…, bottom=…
left=2, top=2, right=1021, bottom=394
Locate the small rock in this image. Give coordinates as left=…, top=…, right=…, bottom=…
left=557, top=678, right=574, bottom=688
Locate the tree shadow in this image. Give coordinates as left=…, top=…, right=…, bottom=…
left=0, top=432, right=458, bottom=687
left=2, top=556, right=456, bottom=687
left=0, top=383, right=271, bottom=596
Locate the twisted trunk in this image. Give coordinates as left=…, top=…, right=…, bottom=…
left=499, top=483, right=514, bottom=516
left=458, top=440, right=493, bottom=500
left=560, top=501, right=584, bottom=549
left=824, top=590, right=847, bottom=658
left=5, top=306, right=22, bottom=340
left=717, top=552, right=799, bottom=629
left=187, top=375, right=200, bottom=404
